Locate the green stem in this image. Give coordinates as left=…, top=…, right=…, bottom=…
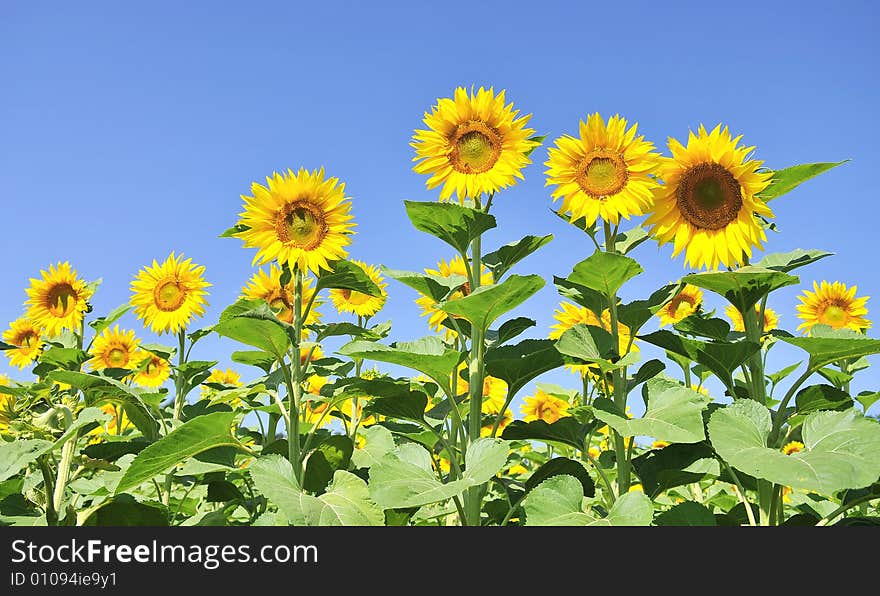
left=163, top=330, right=188, bottom=506
left=288, top=269, right=305, bottom=484
left=52, top=430, right=77, bottom=517
left=770, top=367, right=814, bottom=446
left=815, top=495, right=879, bottom=526
left=37, top=456, right=57, bottom=526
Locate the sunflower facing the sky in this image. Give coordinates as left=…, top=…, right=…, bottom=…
left=412, top=86, right=539, bottom=203
left=2, top=318, right=44, bottom=369
left=88, top=326, right=140, bottom=371
left=329, top=260, right=387, bottom=318
left=236, top=168, right=354, bottom=275
left=242, top=264, right=322, bottom=327
left=131, top=352, right=171, bottom=388
left=645, top=124, right=773, bottom=270
left=131, top=253, right=210, bottom=335
left=521, top=389, right=570, bottom=424
left=796, top=281, right=870, bottom=333
left=725, top=304, right=779, bottom=333
left=545, top=113, right=662, bottom=224
left=416, top=255, right=493, bottom=336
left=657, top=284, right=703, bottom=326
left=25, top=262, right=92, bottom=337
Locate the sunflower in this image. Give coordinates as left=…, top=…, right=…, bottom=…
left=549, top=302, right=637, bottom=376
left=413, top=86, right=539, bottom=203
left=236, top=168, right=354, bottom=275
left=453, top=361, right=507, bottom=412
left=242, top=264, right=322, bottom=326
left=416, top=256, right=493, bottom=336
left=24, top=262, right=92, bottom=336
left=131, top=253, right=210, bottom=335
left=796, top=281, right=870, bottom=333
left=329, top=260, right=387, bottom=318
left=300, top=343, right=323, bottom=365
left=0, top=375, right=14, bottom=433
left=89, top=403, right=132, bottom=443
left=506, top=464, right=529, bottom=476
left=725, top=304, right=779, bottom=333
left=88, top=326, right=140, bottom=371
left=645, top=124, right=773, bottom=270
left=782, top=441, right=804, bottom=456
left=2, top=318, right=44, bottom=369
left=657, top=284, right=703, bottom=326
left=521, top=389, right=570, bottom=424
left=201, top=368, right=242, bottom=396
left=545, top=113, right=662, bottom=225
left=131, top=352, right=171, bottom=388
left=481, top=408, right=513, bottom=437
left=652, top=440, right=670, bottom=449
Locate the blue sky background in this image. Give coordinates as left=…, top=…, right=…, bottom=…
left=2, top=1, right=879, bottom=421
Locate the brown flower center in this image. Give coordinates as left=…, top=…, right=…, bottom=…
left=450, top=121, right=502, bottom=174
left=46, top=283, right=77, bottom=318
left=267, top=289, right=294, bottom=322
left=17, top=331, right=39, bottom=349
left=668, top=294, right=697, bottom=317
left=676, top=163, right=743, bottom=230
left=576, top=150, right=629, bottom=198
left=275, top=201, right=328, bottom=249
left=153, top=280, right=187, bottom=312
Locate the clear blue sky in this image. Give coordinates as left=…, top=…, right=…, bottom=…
left=2, top=1, right=879, bottom=417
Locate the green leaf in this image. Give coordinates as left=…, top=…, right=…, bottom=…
left=639, top=330, right=760, bottom=391
left=303, top=435, right=354, bottom=494
left=632, top=442, right=720, bottom=497
left=524, top=476, right=652, bottom=526
left=856, top=391, right=880, bottom=412
left=52, top=407, right=113, bottom=448
left=338, top=337, right=460, bottom=399
left=487, top=317, right=536, bottom=348
left=82, top=495, right=168, bottom=526
left=462, top=438, right=508, bottom=484
left=501, top=418, right=590, bottom=451
left=754, top=249, right=833, bottom=273
left=114, top=412, right=242, bottom=494
left=382, top=268, right=467, bottom=302
left=37, top=347, right=90, bottom=372
left=613, top=226, right=650, bottom=255
left=617, top=282, right=684, bottom=333
left=315, top=260, right=381, bottom=296
left=779, top=326, right=880, bottom=367
left=350, top=425, right=396, bottom=469
left=524, top=457, right=595, bottom=497
left=627, top=359, right=666, bottom=393
left=708, top=401, right=880, bottom=494
left=654, top=501, right=716, bottom=526
left=0, top=440, right=53, bottom=482
left=369, top=445, right=472, bottom=509
left=553, top=276, right=607, bottom=316
left=795, top=384, right=853, bottom=414
left=683, top=267, right=799, bottom=313
left=485, top=339, right=564, bottom=398
left=309, top=321, right=388, bottom=343
left=553, top=208, right=597, bottom=237
left=219, top=223, right=249, bottom=238
left=555, top=324, right=617, bottom=363
left=768, top=363, right=802, bottom=387
left=482, top=234, right=553, bottom=279
left=598, top=491, right=654, bottom=526
left=88, top=304, right=132, bottom=336
left=230, top=350, right=276, bottom=374
left=758, top=161, right=847, bottom=202
left=404, top=200, right=496, bottom=254
left=360, top=381, right=429, bottom=423
left=214, top=300, right=290, bottom=359
left=674, top=315, right=731, bottom=341
left=593, top=377, right=708, bottom=443
left=439, top=274, right=545, bottom=331
left=567, top=251, right=643, bottom=296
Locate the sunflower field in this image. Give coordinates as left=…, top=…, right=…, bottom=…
left=2, top=87, right=878, bottom=528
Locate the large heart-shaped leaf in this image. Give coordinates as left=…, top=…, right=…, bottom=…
left=708, top=400, right=880, bottom=494
left=484, top=339, right=564, bottom=397
left=632, top=442, right=720, bottom=497
left=315, top=260, right=382, bottom=296
left=566, top=251, right=643, bottom=296
left=214, top=300, right=290, bottom=359
left=683, top=267, right=799, bottom=313
left=523, top=475, right=652, bottom=526
left=439, top=274, right=545, bottom=332
left=404, top=200, right=496, bottom=254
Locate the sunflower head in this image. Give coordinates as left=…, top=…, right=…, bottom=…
left=88, top=325, right=140, bottom=371
left=645, top=124, right=774, bottom=270
left=329, top=260, right=388, bottom=318
left=546, top=113, right=662, bottom=225
left=25, top=262, right=92, bottom=337
left=652, top=440, right=671, bottom=449
left=412, top=86, right=539, bottom=203
left=782, top=441, right=805, bottom=456
left=416, top=256, right=493, bottom=337
left=3, top=318, right=44, bottom=370
left=131, top=351, right=171, bottom=388
left=481, top=408, right=513, bottom=437
left=0, top=376, right=14, bottom=433
left=202, top=368, right=243, bottom=396
left=657, top=284, right=704, bottom=326
left=796, top=281, right=870, bottom=334
left=89, top=404, right=132, bottom=443
left=521, top=389, right=570, bottom=424
left=725, top=304, right=779, bottom=334
left=242, top=264, right=322, bottom=327
left=236, top=168, right=354, bottom=275
left=131, top=253, right=210, bottom=335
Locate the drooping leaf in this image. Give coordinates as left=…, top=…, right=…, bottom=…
left=231, top=350, right=276, bottom=374
left=482, top=234, right=553, bottom=279
left=617, top=282, right=684, bottom=333
left=553, top=276, right=607, bottom=316
left=214, top=300, right=290, bottom=359
left=486, top=317, right=536, bottom=348
left=758, top=161, right=847, bottom=202
left=404, top=200, right=496, bottom=254
left=632, top=442, right=721, bottom=497
left=795, top=384, right=853, bottom=414
left=780, top=326, right=880, bottom=367
left=501, top=418, right=592, bottom=451
left=88, top=304, right=133, bottom=336
left=0, top=440, right=53, bottom=482
left=82, top=495, right=168, bottom=526
left=674, top=315, right=731, bottom=341
left=439, top=274, right=545, bottom=332
left=303, top=435, right=354, bottom=494
left=485, top=339, right=564, bottom=398
left=524, top=457, right=595, bottom=497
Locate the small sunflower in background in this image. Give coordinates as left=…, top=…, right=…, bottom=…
left=521, top=389, right=570, bottom=424
left=329, top=260, right=387, bottom=318
left=412, top=86, right=539, bottom=203
left=481, top=408, right=513, bottom=437
left=242, top=264, right=322, bottom=327
left=25, top=262, right=92, bottom=336
left=545, top=113, right=662, bottom=224
left=782, top=441, right=805, bottom=455
left=549, top=302, right=637, bottom=375
left=416, top=255, right=493, bottom=336
left=201, top=368, right=243, bottom=396
left=130, top=252, right=210, bottom=335
left=796, top=281, right=870, bottom=333
left=88, top=326, right=140, bottom=371
left=645, top=124, right=773, bottom=270
left=236, top=168, right=354, bottom=275
left=0, top=374, right=14, bottom=433
left=725, top=304, right=779, bottom=333
left=657, top=284, right=703, bottom=326
left=89, top=403, right=132, bottom=443
left=3, top=318, right=44, bottom=369
left=131, top=352, right=171, bottom=388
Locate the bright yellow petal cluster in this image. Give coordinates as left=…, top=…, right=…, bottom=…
left=329, top=260, right=387, bottom=318
left=242, top=264, right=322, bottom=327
left=3, top=318, right=44, bottom=369
left=549, top=302, right=637, bottom=376
left=131, top=352, right=171, bottom=388
left=412, top=86, right=539, bottom=202
left=88, top=326, right=140, bottom=371
left=131, top=252, right=210, bottom=335
left=657, top=285, right=703, bottom=326
left=521, top=389, right=570, bottom=424
left=546, top=113, right=661, bottom=224
left=725, top=304, right=779, bottom=333
left=645, top=124, right=773, bottom=270
left=236, top=168, right=354, bottom=275
left=202, top=368, right=243, bottom=396
left=0, top=375, right=14, bottom=433
left=782, top=441, right=804, bottom=455
left=796, top=281, right=870, bottom=333
left=416, top=256, right=493, bottom=337
left=25, top=262, right=92, bottom=336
